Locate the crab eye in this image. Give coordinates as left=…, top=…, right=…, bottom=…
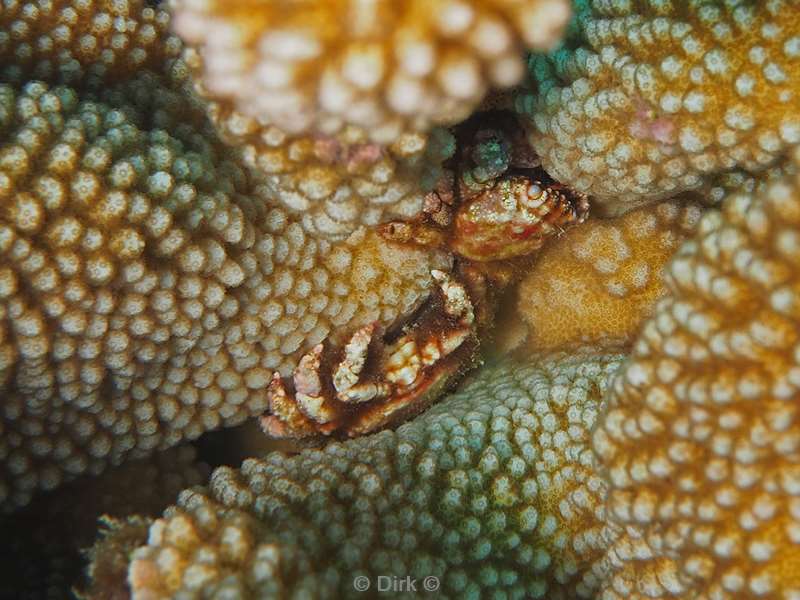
left=524, top=182, right=547, bottom=208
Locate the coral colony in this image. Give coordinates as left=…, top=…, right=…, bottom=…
left=1, top=1, right=799, bottom=599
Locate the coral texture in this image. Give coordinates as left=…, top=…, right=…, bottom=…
left=0, top=74, right=448, bottom=512
left=594, top=147, right=800, bottom=598
left=93, top=351, right=624, bottom=600
left=83, top=515, right=154, bottom=600
left=0, top=0, right=183, bottom=86
left=6, top=0, right=800, bottom=597
left=172, top=0, right=572, bottom=142
left=510, top=199, right=703, bottom=353
left=0, top=444, right=208, bottom=600
left=517, top=0, right=800, bottom=214
left=196, top=78, right=456, bottom=241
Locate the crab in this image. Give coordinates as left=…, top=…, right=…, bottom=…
left=260, top=111, right=589, bottom=440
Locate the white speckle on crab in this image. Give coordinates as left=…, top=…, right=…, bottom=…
left=421, top=340, right=441, bottom=366
left=439, top=328, right=472, bottom=356
left=338, top=383, right=391, bottom=404
left=386, top=338, right=422, bottom=386
left=294, top=344, right=334, bottom=423
left=333, top=323, right=375, bottom=393
left=431, top=269, right=475, bottom=325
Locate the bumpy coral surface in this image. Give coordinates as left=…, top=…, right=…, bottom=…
left=510, top=199, right=703, bottom=353
left=0, top=75, right=449, bottom=512
left=196, top=75, right=456, bottom=241
left=172, top=0, right=572, bottom=142
left=92, top=351, right=624, bottom=600
left=517, top=0, right=800, bottom=214
left=0, top=0, right=182, bottom=86
left=0, top=444, right=208, bottom=600
left=594, top=148, right=800, bottom=598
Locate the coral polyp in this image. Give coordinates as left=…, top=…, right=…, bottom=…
left=508, top=199, right=704, bottom=353
left=88, top=350, right=625, bottom=600
left=1, top=0, right=800, bottom=598
left=517, top=0, right=800, bottom=215
left=172, top=0, right=572, bottom=141
left=595, top=148, right=800, bottom=599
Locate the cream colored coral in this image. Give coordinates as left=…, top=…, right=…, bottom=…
left=90, top=351, right=623, bottom=599
left=199, top=78, right=456, bottom=240
left=594, top=147, right=800, bottom=598
left=172, top=0, right=571, bottom=142
left=0, top=76, right=449, bottom=512
left=517, top=0, right=800, bottom=215
left=0, top=0, right=182, bottom=86
left=509, top=200, right=703, bottom=353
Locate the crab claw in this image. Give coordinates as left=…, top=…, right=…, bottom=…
left=260, top=270, right=479, bottom=439
left=333, top=323, right=391, bottom=404
left=260, top=373, right=319, bottom=438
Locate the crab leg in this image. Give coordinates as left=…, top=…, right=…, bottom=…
left=432, top=269, right=474, bottom=325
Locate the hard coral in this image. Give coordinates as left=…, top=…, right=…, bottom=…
left=196, top=76, right=457, bottom=241
left=172, top=0, right=572, bottom=142
left=0, top=0, right=182, bottom=86
left=517, top=0, right=800, bottom=215
left=0, top=73, right=448, bottom=512
left=91, top=350, right=624, bottom=600
left=508, top=199, right=704, bottom=353
left=594, top=148, right=800, bottom=598
left=0, top=444, right=208, bottom=600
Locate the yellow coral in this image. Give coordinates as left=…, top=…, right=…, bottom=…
left=172, top=0, right=571, bottom=142
left=508, top=200, right=703, bottom=353
left=594, top=148, right=800, bottom=598
left=518, top=0, right=800, bottom=215
left=0, top=0, right=182, bottom=86
left=0, top=75, right=449, bottom=512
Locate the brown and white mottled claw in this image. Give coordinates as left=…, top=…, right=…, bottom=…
left=260, top=270, right=478, bottom=439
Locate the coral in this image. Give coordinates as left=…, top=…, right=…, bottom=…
left=171, top=0, right=572, bottom=142
left=517, top=0, right=800, bottom=215
left=594, top=147, right=800, bottom=598
left=82, top=515, right=155, bottom=600
left=89, top=350, right=625, bottom=600
left=14, top=2, right=800, bottom=599
left=0, top=0, right=581, bottom=512
left=508, top=199, right=704, bottom=353
left=0, top=444, right=208, bottom=600
left=195, top=78, right=457, bottom=241
left=1, top=0, right=461, bottom=243
left=0, top=0, right=182, bottom=86
left=0, top=75, right=449, bottom=512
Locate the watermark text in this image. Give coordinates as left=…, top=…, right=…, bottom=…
left=353, top=575, right=440, bottom=593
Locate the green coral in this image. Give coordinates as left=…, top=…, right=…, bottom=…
left=91, top=351, right=624, bottom=600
